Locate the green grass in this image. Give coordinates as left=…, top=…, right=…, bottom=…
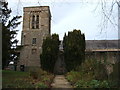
left=3, top=70, right=29, bottom=82
left=2, top=70, right=54, bottom=88
left=3, top=70, right=29, bottom=77
left=2, top=70, right=29, bottom=88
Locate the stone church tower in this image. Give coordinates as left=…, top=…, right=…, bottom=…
left=18, top=6, right=51, bottom=71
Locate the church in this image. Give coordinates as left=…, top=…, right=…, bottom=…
left=17, top=6, right=120, bottom=73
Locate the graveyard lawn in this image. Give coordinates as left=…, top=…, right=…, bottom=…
left=2, top=70, right=54, bottom=88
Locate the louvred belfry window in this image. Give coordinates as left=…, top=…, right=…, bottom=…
left=32, top=15, right=35, bottom=29
left=32, top=15, right=39, bottom=29
left=36, top=15, right=39, bottom=29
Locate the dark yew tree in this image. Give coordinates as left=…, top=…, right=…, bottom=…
left=2, top=1, right=21, bottom=69
left=63, top=29, right=85, bottom=71
left=40, top=34, right=59, bottom=73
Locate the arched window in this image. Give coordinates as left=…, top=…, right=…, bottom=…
left=32, top=15, right=35, bottom=29
left=31, top=15, right=40, bottom=29
left=36, top=15, right=39, bottom=29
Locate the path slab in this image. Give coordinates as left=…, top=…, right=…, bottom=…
left=51, top=75, right=73, bottom=88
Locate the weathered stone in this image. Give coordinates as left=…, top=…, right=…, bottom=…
left=17, top=6, right=51, bottom=71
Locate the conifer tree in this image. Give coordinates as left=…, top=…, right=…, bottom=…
left=63, top=29, right=85, bottom=71
left=40, top=34, right=59, bottom=73
left=2, top=1, right=21, bottom=69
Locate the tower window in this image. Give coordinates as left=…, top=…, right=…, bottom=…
left=32, top=15, right=35, bottom=29
left=31, top=15, right=39, bottom=29
left=36, top=15, right=39, bottom=29
left=32, top=38, right=36, bottom=44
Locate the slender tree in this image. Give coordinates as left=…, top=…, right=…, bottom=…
left=63, top=29, right=85, bottom=71
left=40, top=34, right=59, bottom=73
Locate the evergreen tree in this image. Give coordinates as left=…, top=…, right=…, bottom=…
left=2, top=1, right=21, bottom=69
left=40, top=34, right=59, bottom=73
left=63, top=29, right=85, bottom=71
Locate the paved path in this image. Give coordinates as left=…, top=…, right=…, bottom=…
left=51, top=75, right=73, bottom=88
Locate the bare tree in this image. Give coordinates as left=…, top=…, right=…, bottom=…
left=100, top=0, right=119, bottom=29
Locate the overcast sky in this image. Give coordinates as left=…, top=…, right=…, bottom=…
left=7, top=0, right=118, bottom=44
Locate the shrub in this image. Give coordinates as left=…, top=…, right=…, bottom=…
left=42, top=76, right=50, bottom=82
left=66, top=71, right=82, bottom=84
left=29, top=69, right=48, bottom=79
left=88, top=80, right=100, bottom=88
left=100, top=80, right=109, bottom=88
left=29, top=71, right=39, bottom=79
left=75, top=80, right=110, bottom=88
left=35, top=82, right=48, bottom=88
left=66, top=74, right=74, bottom=82
left=75, top=80, right=100, bottom=88
left=75, top=80, right=87, bottom=88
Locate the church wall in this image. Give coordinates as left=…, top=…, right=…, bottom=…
left=85, top=51, right=120, bottom=75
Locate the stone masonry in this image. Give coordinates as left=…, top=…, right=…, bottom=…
left=17, top=6, right=51, bottom=71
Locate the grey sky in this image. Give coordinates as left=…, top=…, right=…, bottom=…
left=7, top=0, right=118, bottom=44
